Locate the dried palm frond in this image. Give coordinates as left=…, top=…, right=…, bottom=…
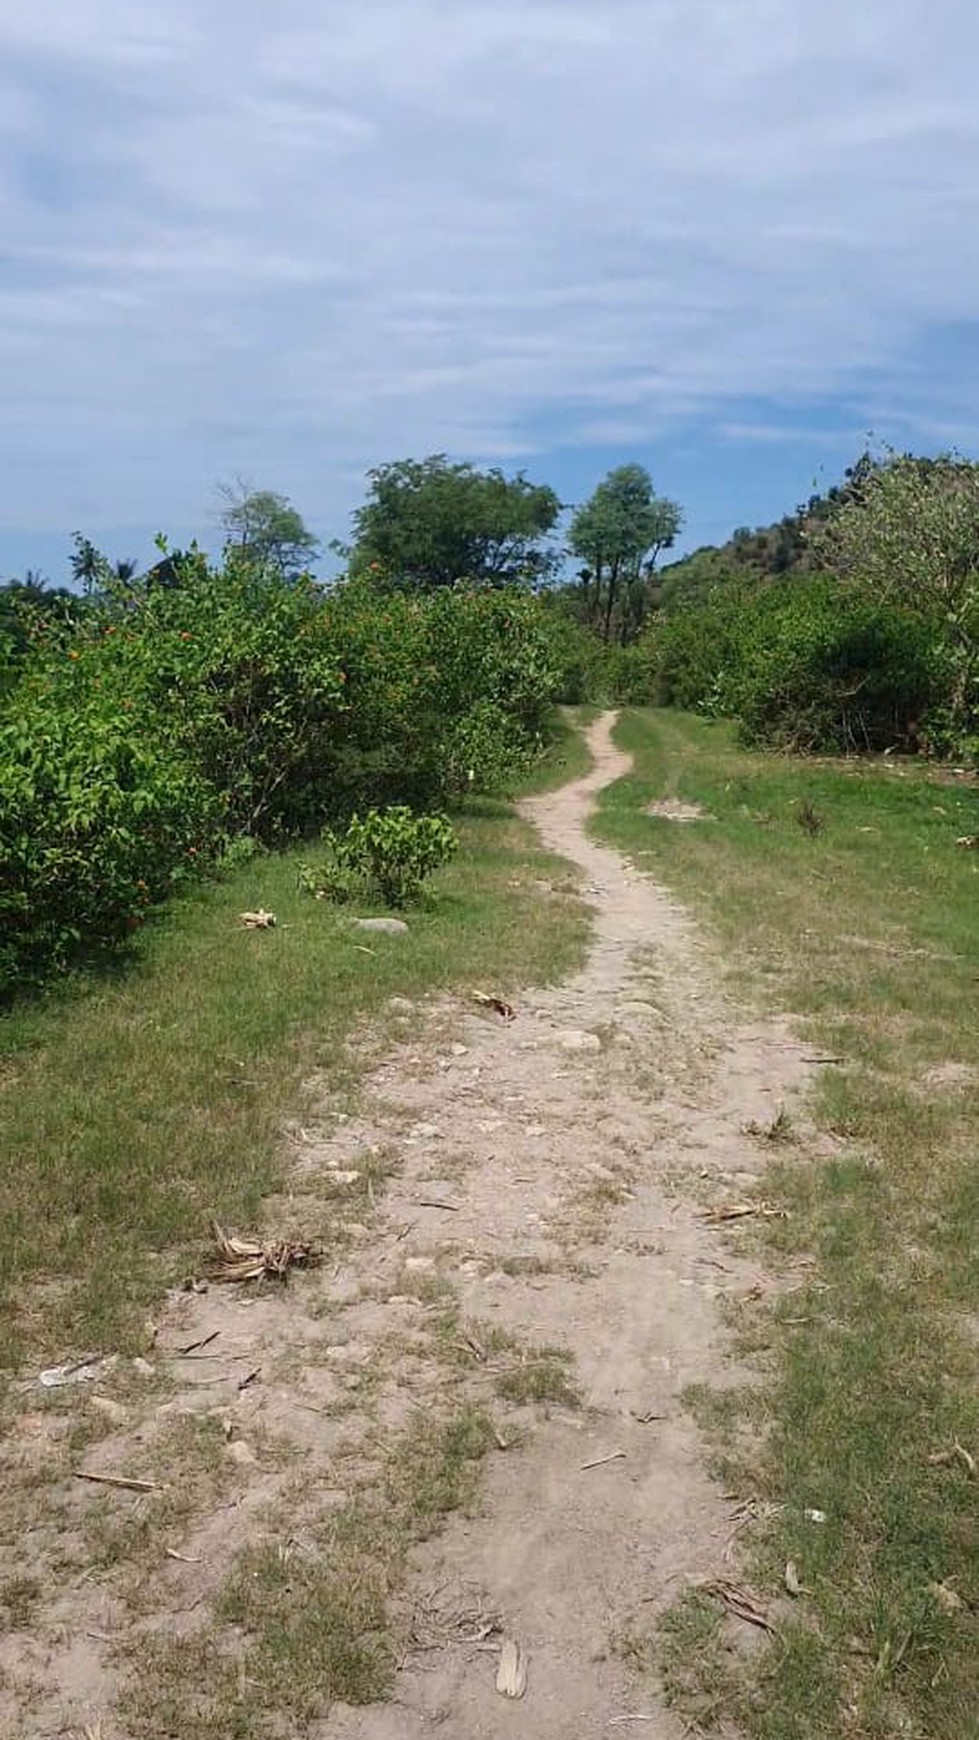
left=239, top=909, right=276, bottom=929
left=208, top=1219, right=321, bottom=1282
left=472, top=990, right=516, bottom=1022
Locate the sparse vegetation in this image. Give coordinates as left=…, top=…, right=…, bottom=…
left=596, top=708, right=979, bottom=1740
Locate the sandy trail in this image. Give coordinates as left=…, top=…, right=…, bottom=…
left=316, top=712, right=812, bottom=1738
left=2, top=712, right=813, bottom=1740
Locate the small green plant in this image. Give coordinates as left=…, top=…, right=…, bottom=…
left=322, top=806, right=457, bottom=907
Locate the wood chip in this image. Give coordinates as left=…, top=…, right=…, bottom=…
left=784, top=1560, right=802, bottom=1596
left=238, top=909, right=276, bottom=929
left=75, top=1471, right=161, bottom=1494
left=495, top=1638, right=528, bottom=1698
left=580, top=1449, right=626, bottom=1471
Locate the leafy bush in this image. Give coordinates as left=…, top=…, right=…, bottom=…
left=1, top=560, right=557, bottom=992
left=649, top=584, right=750, bottom=715
left=319, top=807, right=457, bottom=907
left=650, top=579, right=940, bottom=753
left=0, top=698, right=219, bottom=990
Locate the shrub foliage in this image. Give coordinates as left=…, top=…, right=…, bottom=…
left=0, top=556, right=561, bottom=993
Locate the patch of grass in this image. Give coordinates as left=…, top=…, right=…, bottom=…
left=0, top=782, right=589, bottom=1375
left=519, top=704, right=597, bottom=793
left=123, top=1405, right=499, bottom=1736
left=0, top=1575, right=42, bottom=1630
left=596, top=709, right=979, bottom=1740
left=495, top=1353, right=580, bottom=1407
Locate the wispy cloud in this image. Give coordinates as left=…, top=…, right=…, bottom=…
left=2, top=0, right=979, bottom=551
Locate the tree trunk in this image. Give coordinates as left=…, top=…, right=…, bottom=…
left=603, top=557, right=621, bottom=644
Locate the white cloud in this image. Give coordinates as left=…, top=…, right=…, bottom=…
left=2, top=0, right=979, bottom=543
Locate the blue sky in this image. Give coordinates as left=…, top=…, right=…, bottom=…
left=3, top=0, right=979, bottom=583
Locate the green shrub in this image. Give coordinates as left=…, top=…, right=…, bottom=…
left=0, top=560, right=560, bottom=992
left=0, top=698, right=219, bottom=991
left=318, top=807, right=457, bottom=907
left=725, top=583, right=940, bottom=753
left=651, top=578, right=940, bottom=754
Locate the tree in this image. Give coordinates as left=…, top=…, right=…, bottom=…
left=806, top=447, right=979, bottom=741
left=340, top=455, right=562, bottom=591
left=568, top=465, right=682, bottom=643
left=218, top=479, right=320, bottom=580
left=806, top=449, right=979, bottom=615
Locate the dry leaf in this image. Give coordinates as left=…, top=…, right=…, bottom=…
left=473, top=990, right=516, bottom=1022
left=701, top=1201, right=787, bottom=1223
left=208, top=1219, right=321, bottom=1282
left=496, top=1637, right=528, bottom=1698
left=698, top=1577, right=774, bottom=1633
left=238, top=909, right=276, bottom=929
left=929, top=1580, right=963, bottom=1615
left=928, top=1442, right=977, bottom=1478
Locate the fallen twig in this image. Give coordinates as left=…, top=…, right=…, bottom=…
left=697, top=1576, right=774, bottom=1632
left=413, top=1198, right=460, bottom=1212
left=581, top=1449, right=626, bottom=1471
left=165, top=1547, right=202, bottom=1564
left=700, top=1201, right=787, bottom=1223
left=177, top=1330, right=219, bottom=1356
left=75, top=1471, right=161, bottom=1494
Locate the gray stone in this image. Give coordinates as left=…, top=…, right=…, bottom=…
left=555, top=1029, right=602, bottom=1054
left=355, top=917, right=409, bottom=936
left=227, top=1439, right=258, bottom=1468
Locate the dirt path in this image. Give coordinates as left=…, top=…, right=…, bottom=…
left=309, top=712, right=813, bottom=1740
left=2, top=713, right=815, bottom=1740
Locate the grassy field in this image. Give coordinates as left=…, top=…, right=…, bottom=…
left=0, top=717, right=592, bottom=1379
left=594, top=709, right=979, bottom=1740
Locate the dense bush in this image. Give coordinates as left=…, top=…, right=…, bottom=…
left=651, top=579, right=940, bottom=753
left=0, top=559, right=563, bottom=994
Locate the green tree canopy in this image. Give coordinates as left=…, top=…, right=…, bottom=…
left=805, top=449, right=979, bottom=616
left=218, top=479, right=320, bottom=580
left=340, top=455, right=562, bottom=591
left=568, top=464, right=682, bottom=643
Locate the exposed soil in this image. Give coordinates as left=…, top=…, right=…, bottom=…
left=1, top=713, right=817, bottom=1739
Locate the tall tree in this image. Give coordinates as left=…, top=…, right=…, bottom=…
left=568, top=465, right=682, bottom=643
left=218, top=479, right=320, bottom=580
left=340, top=455, right=561, bottom=591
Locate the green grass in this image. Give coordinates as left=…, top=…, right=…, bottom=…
left=594, top=709, right=979, bottom=1740
left=0, top=750, right=589, bottom=1375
